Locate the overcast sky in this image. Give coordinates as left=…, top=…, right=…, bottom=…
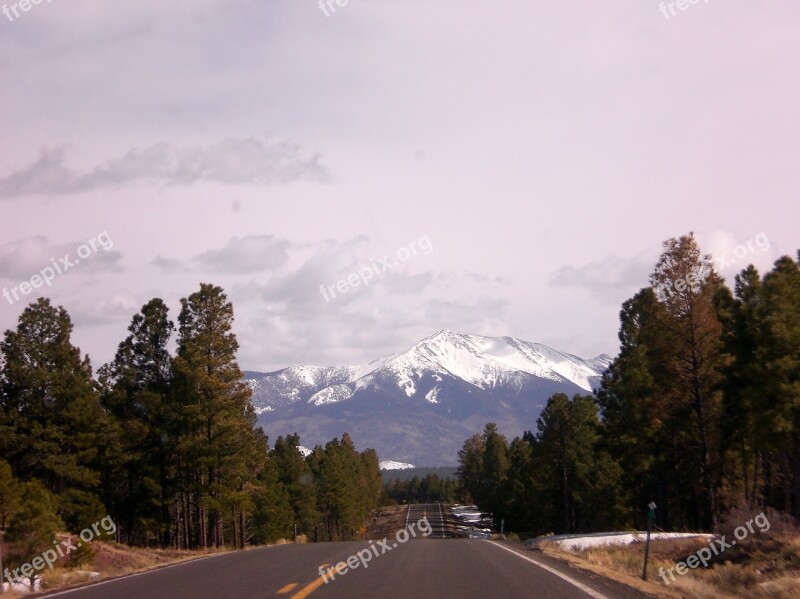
left=1, top=0, right=798, bottom=371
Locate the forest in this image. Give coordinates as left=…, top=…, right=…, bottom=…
left=458, top=234, right=800, bottom=536
left=0, top=283, right=383, bottom=570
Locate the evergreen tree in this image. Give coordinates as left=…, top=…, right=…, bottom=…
left=0, top=459, right=20, bottom=530
left=251, top=442, right=294, bottom=544
left=172, top=284, right=258, bottom=548
left=5, top=480, right=63, bottom=590
left=756, top=255, right=800, bottom=515
left=717, top=266, right=762, bottom=509
left=271, top=434, right=318, bottom=537
left=98, top=298, right=175, bottom=545
left=456, top=433, right=485, bottom=504
left=649, top=233, right=726, bottom=529
left=480, top=423, right=509, bottom=524
left=0, top=299, right=107, bottom=531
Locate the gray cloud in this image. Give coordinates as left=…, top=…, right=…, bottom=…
left=549, top=255, right=653, bottom=305
left=193, top=235, right=292, bottom=274
left=0, top=137, right=329, bottom=198
left=0, top=234, right=122, bottom=280
left=151, top=256, right=184, bottom=274
left=69, top=294, right=141, bottom=327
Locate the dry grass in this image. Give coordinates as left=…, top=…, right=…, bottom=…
left=536, top=516, right=800, bottom=599
left=11, top=540, right=235, bottom=595
left=366, top=505, right=407, bottom=539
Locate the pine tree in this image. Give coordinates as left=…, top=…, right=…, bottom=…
left=756, top=255, right=800, bottom=515
left=596, top=289, right=671, bottom=528
left=172, top=284, right=258, bottom=548
left=456, top=433, right=485, bottom=505
left=271, top=434, right=319, bottom=537
left=0, top=299, right=107, bottom=531
left=480, top=423, right=509, bottom=524
left=5, top=480, right=63, bottom=590
left=0, top=459, right=20, bottom=530
left=251, top=440, right=294, bottom=544
left=649, top=233, right=726, bottom=529
left=717, top=266, right=762, bottom=509
left=98, top=298, right=176, bottom=545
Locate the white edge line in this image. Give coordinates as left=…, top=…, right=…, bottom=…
left=487, top=541, right=611, bottom=599
left=37, top=547, right=271, bottom=598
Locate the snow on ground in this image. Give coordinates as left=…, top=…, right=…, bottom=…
left=379, top=460, right=415, bottom=470
left=2, top=578, right=41, bottom=594
left=546, top=532, right=714, bottom=550
left=2, top=572, right=100, bottom=595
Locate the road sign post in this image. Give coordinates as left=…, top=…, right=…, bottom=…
left=642, top=501, right=657, bottom=580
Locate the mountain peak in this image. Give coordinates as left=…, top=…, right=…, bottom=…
left=246, top=331, right=613, bottom=465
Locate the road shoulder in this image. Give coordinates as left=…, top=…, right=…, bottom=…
left=488, top=540, right=682, bottom=599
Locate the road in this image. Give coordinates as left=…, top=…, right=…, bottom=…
left=41, top=504, right=648, bottom=599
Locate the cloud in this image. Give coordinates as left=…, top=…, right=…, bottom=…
left=0, top=234, right=122, bottom=280
left=151, top=256, right=184, bottom=274
left=550, top=254, right=653, bottom=305
left=69, top=294, right=141, bottom=327
left=0, top=137, right=329, bottom=198
left=193, top=235, right=293, bottom=274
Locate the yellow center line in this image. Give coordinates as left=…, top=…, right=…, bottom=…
left=277, top=582, right=298, bottom=594
left=290, top=563, right=339, bottom=599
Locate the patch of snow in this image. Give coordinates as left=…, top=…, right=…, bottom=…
left=554, top=532, right=714, bottom=551
left=310, top=384, right=353, bottom=406
left=379, top=460, right=415, bottom=470
left=425, top=387, right=440, bottom=404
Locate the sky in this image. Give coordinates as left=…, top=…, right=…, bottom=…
left=1, top=0, right=798, bottom=372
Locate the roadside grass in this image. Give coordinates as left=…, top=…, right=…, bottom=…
left=536, top=514, right=800, bottom=599
left=2, top=539, right=240, bottom=596
left=38, top=540, right=233, bottom=593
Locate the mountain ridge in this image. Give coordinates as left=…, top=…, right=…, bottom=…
left=246, top=330, right=612, bottom=465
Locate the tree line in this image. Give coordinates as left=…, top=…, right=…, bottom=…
left=458, top=234, right=800, bottom=535
left=383, top=474, right=461, bottom=505
left=0, top=284, right=382, bottom=565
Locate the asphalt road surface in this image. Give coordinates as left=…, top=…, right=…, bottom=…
left=41, top=504, right=648, bottom=599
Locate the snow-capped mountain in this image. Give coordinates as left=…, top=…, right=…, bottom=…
left=247, top=330, right=612, bottom=466
left=379, top=460, right=415, bottom=470
left=245, top=365, right=360, bottom=412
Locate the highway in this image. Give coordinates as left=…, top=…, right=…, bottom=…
left=41, top=504, right=648, bottom=599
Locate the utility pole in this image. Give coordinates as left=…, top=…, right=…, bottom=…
left=642, top=502, right=657, bottom=580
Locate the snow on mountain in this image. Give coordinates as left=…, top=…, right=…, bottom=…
left=245, top=364, right=360, bottom=408
left=246, top=330, right=613, bottom=465
left=380, top=460, right=415, bottom=470
left=249, top=330, right=611, bottom=410
left=388, top=329, right=611, bottom=395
